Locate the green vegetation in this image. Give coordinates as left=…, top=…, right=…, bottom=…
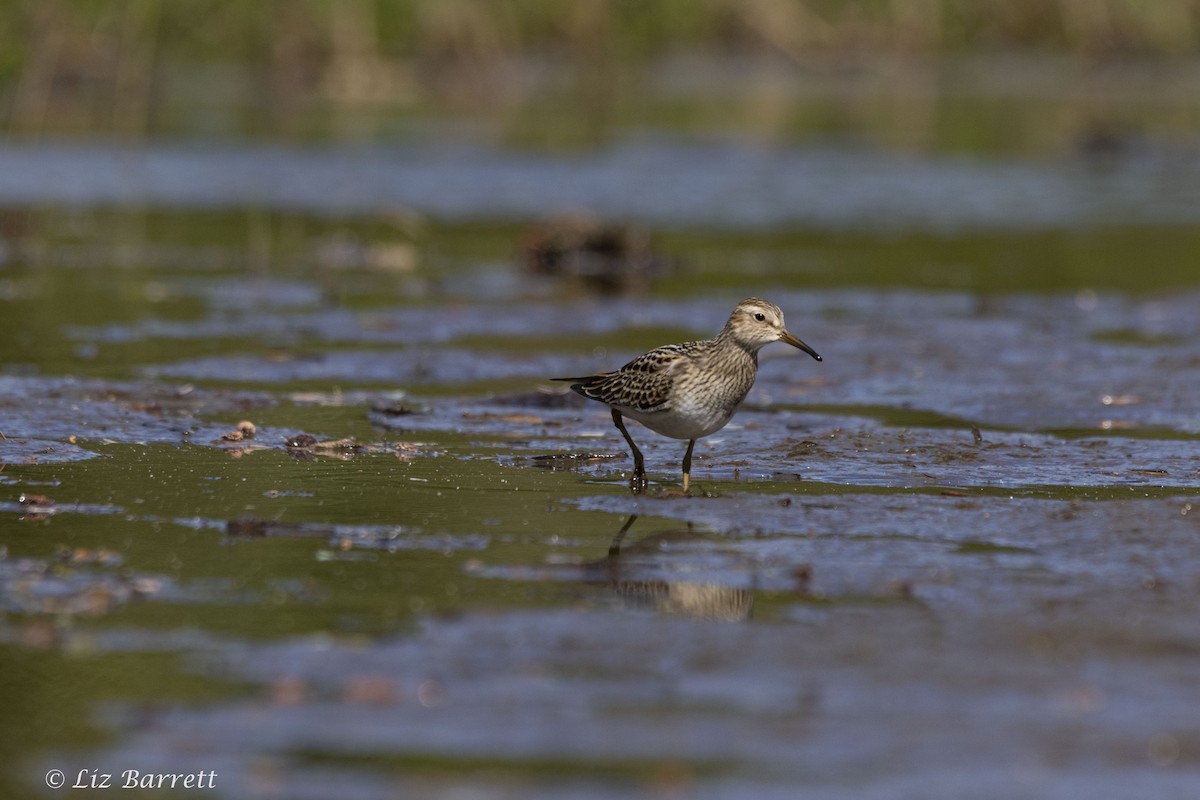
left=5, top=0, right=1200, bottom=141
left=6, top=0, right=1200, bottom=73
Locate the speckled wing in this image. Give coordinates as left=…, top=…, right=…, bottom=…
left=554, top=342, right=698, bottom=413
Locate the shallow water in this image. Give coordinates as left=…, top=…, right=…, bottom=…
left=3, top=89, right=1200, bottom=798
left=5, top=138, right=1200, bottom=232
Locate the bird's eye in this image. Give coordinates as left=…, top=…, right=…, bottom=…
left=753, top=312, right=766, bottom=321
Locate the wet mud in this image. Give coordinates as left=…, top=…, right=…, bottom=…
left=2, top=146, right=1200, bottom=798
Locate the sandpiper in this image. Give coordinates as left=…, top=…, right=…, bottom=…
left=554, top=298, right=821, bottom=494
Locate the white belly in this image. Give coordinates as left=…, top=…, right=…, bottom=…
left=619, top=397, right=737, bottom=441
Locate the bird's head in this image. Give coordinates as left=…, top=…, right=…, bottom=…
left=727, top=298, right=822, bottom=361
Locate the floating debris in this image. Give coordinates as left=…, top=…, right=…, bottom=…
left=528, top=452, right=622, bottom=471
left=519, top=215, right=674, bottom=294
left=371, top=399, right=421, bottom=417
left=284, top=435, right=362, bottom=461
left=16, top=493, right=56, bottom=521
left=308, top=437, right=360, bottom=454
left=313, top=232, right=419, bottom=273
left=219, top=419, right=257, bottom=442
left=285, top=434, right=319, bottom=449
left=54, top=545, right=123, bottom=567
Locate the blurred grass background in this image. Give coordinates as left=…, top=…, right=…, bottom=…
left=4, top=0, right=1200, bottom=143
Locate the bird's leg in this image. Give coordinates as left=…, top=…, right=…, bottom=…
left=608, top=513, right=639, bottom=557
left=681, top=439, right=695, bottom=494
left=611, top=409, right=646, bottom=494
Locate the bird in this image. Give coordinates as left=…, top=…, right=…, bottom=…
left=553, top=298, right=821, bottom=494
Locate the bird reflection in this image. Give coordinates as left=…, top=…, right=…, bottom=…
left=587, top=513, right=753, bottom=622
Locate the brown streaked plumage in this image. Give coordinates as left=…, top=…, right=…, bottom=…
left=553, top=298, right=821, bottom=494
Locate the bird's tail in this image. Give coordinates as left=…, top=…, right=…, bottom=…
left=550, top=374, right=609, bottom=398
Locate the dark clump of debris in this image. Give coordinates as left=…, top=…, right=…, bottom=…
left=527, top=452, right=622, bottom=472
left=519, top=215, right=675, bottom=295
left=17, top=493, right=56, bottom=521
left=285, top=434, right=319, bottom=449
left=285, top=435, right=362, bottom=461
left=370, top=399, right=422, bottom=417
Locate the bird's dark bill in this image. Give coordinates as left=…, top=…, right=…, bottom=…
left=780, top=331, right=822, bottom=361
